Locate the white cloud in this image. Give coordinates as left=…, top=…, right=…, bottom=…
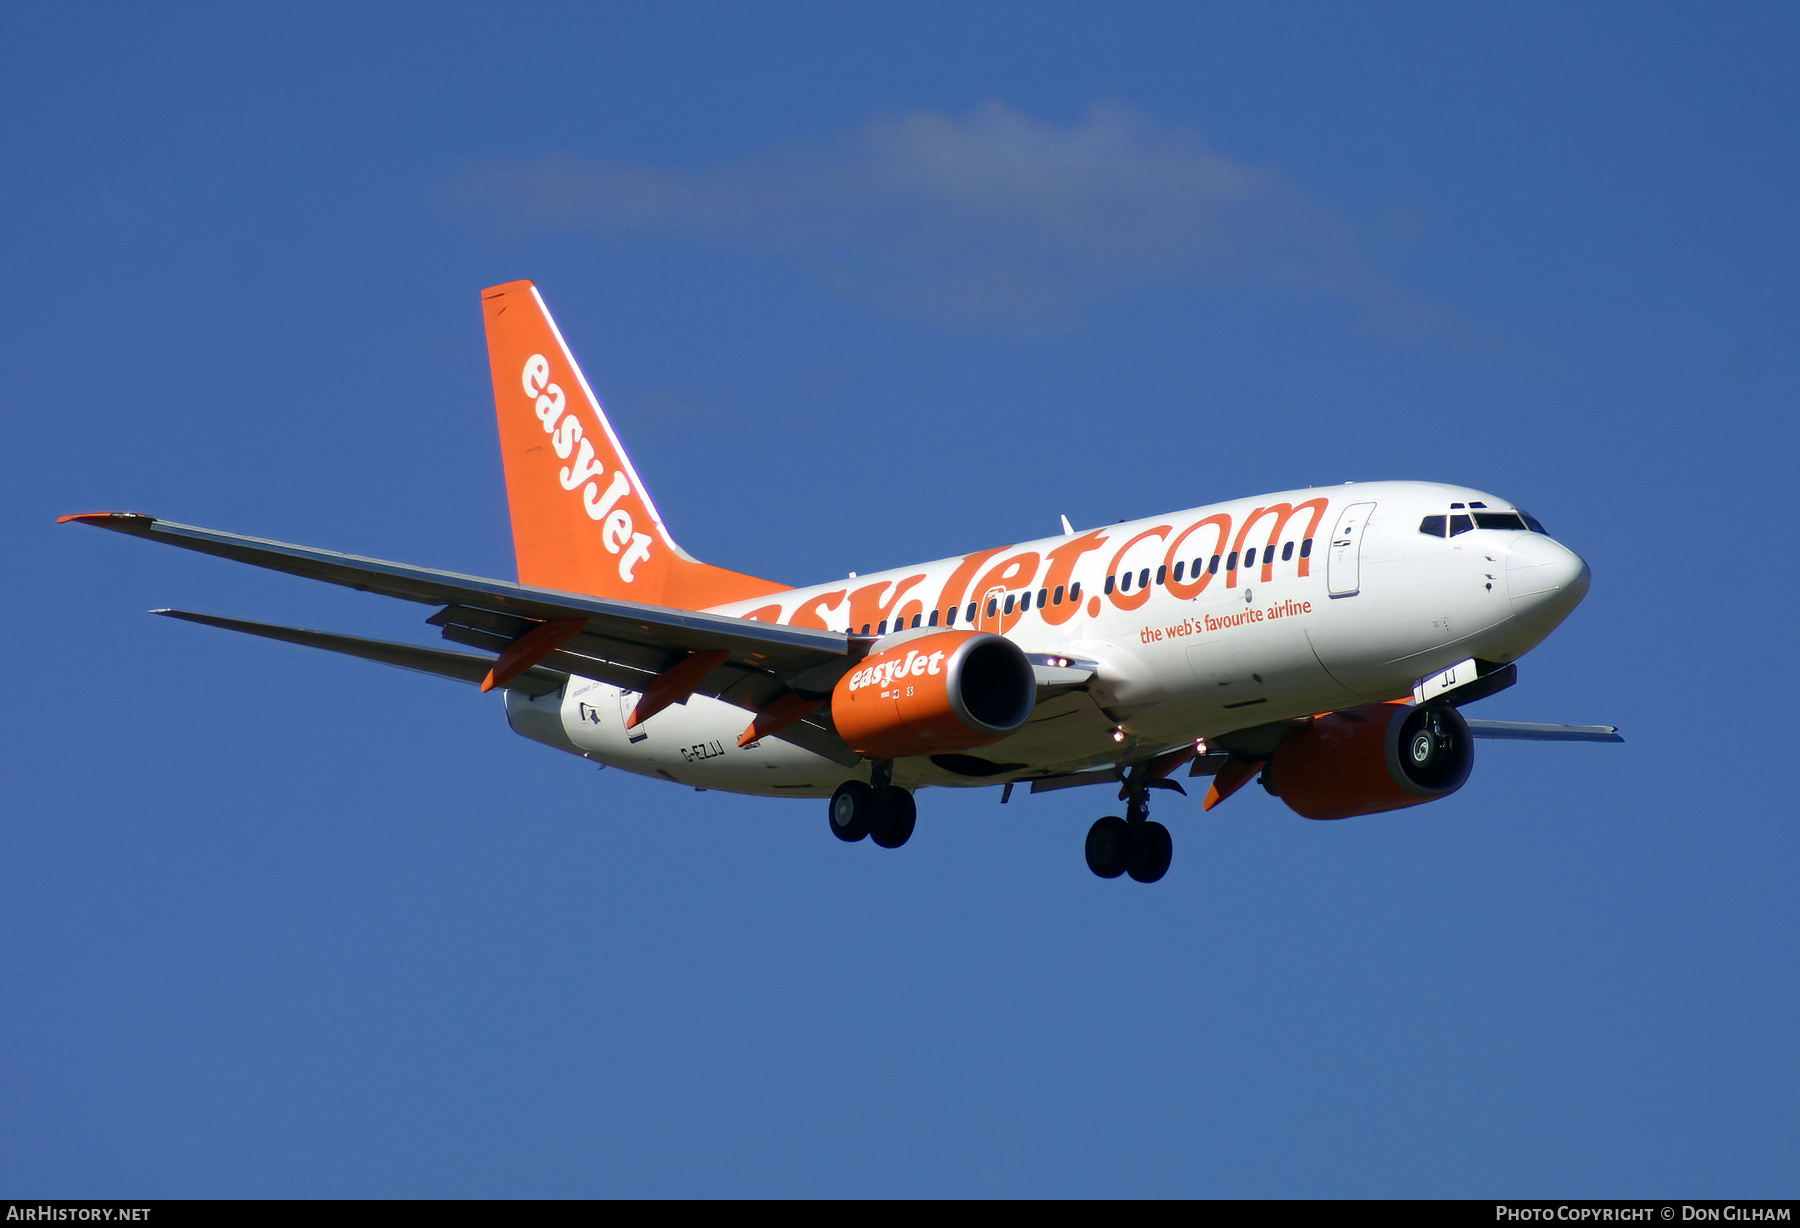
left=462, top=101, right=1432, bottom=332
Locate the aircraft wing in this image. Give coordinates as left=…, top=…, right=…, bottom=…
left=64, top=513, right=858, bottom=746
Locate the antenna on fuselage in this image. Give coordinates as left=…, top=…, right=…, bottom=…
left=1060, top=514, right=1075, bottom=535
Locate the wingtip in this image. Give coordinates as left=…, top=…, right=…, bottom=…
left=58, top=511, right=154, bottom=526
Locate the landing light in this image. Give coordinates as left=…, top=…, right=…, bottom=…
left=1111, top=727, right=1125, bottom=743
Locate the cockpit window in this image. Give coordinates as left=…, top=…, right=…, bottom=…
left=1426, top=504, right=1545, bottom=536
left=1473, top=512, right=1527, bottom=531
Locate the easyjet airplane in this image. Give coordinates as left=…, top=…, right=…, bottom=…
left=64, top=281, right=1620, bottom=883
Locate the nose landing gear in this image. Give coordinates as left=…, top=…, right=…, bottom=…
left=1085, top=767, right=1172, bottom=883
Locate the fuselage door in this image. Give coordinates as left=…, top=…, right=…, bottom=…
left=617, top=687, right=648, bottom=743
left=977, top=585, right=1006, bottom=633
left=1327, top=501, right=1376, bottom=597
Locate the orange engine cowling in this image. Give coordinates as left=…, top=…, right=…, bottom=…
left=831, top=631, right=1036, bottom=759
left=1266, top=700, right=1473, bottom=820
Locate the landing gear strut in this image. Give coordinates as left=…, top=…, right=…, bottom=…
left=1085, top=764, right=1172, bottom=883
left=828, top=760, right=916, bottom=849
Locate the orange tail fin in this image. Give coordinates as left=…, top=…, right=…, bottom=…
left=481, top=281, right=789, bottom=609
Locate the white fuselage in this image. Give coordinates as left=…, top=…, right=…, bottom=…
left=504, top=481, right=1590, bottom=797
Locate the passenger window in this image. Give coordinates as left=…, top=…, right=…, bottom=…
left=986, top=598, right=998, bottom=618
left=1004, top=594, right=1016, bottom=615
left=1139, top=568, right=1150, bottom=589
left=1208, top=555, right=1220, bottom=575
left=1120, top=572, right=1132, bottom=593
left=1282, top=541, right=1294, bottom=561
left=1069, top=582, right=1081, bottom=603
left=1104, top=575, right=1116, bottom=595
left=928, top=609, right=940, bottom=627
left=1054, top=585, right=1065, bottom=604
left=1449, top=515, right=1473, bottom=536
left=1020, top=591, right=1031, bottom=611
left=1155, top=565, right=1166, bottom=585
left=878, top=620, right=888, bottom=635
left=911, top=614, right=922, bottom=628
left=860, top=623, right=871, bottom=635
left=1244, top=547, right=1257, bottom=567
left=1300, top=539, right=1312, bottom=559
left=945, top=607, right=956, bottom=627
left=1173, top=561, right=1185, bottom=583
left=1038, top=588, right=1048, bottom=607
left=966, top=602, right=977, bottom=623
left=1419, top=515, right=1447, bottom=537
left=1227, top=551, right=1239, bottom=571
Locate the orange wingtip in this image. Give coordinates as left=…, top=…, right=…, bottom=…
left=58, top=511, right=152, bottom=525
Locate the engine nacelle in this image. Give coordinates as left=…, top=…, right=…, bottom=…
left=1266, top=700, right=1473, bottom=820
left=832, top=630, right=1036, bottom=759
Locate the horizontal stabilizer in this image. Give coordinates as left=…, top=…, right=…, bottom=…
left=1465, top=719, right=1623, bottom=743
left=62, top=514, right=847, bottom=665
left=153, top=609, right=565, bottom=696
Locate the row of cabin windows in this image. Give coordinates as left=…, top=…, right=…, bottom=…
left=1418, top=502, right=1546, bottom=538
left=1102, top=538, right=1315, bottom=595
left=845, top=535, right=1320, bottom=635
left=850, top=582, right=1087, bottom=636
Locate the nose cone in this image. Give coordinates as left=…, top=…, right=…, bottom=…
left=1507, top=534, right=1590, bottom=631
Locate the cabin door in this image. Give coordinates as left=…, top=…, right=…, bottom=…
left=1327, top=502, right=1376, bottom=598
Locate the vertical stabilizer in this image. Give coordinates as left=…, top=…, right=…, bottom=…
left=481, top=281, right=788, bottom=609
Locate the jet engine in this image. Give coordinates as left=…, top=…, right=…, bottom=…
left=831, top=631, right=1036, bottom=759
left=1265, top=700, right=1473, bottom=820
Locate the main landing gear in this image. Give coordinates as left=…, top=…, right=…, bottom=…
left=828, top=761, right=916, bottom=849
left=1084, top=766, right=1172, bottom=883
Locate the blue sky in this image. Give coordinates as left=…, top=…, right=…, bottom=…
left=3, top=1, right=1795, bottom=1197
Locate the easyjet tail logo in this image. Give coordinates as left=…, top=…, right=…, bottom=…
left=521, top=354, right=653, bottom=582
